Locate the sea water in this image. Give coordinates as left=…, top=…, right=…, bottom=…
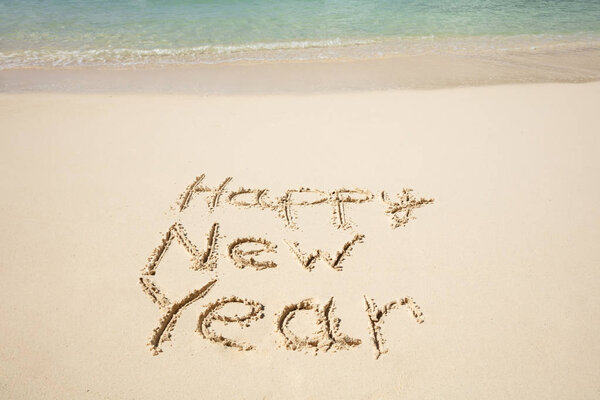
left=1, top=0, right=600, bottom=68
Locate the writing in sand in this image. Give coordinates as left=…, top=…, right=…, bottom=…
left=139, top=174, right=434, bottom=359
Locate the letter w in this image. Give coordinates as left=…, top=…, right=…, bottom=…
left=284, top=234, right=364, bottom=271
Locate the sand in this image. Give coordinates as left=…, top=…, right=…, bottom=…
left=3, top=47, right=600, bottom=93
left=1, top=82, right=600, bottom=399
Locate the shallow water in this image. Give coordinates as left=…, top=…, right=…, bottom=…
left=1, top=0, right=600, bottom=68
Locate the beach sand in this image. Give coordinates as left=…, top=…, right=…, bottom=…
left=3, top=47, right=600, bottom=93
left=1, top=81, right=600, bottom=399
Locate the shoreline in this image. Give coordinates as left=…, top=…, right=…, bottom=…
left=2, top=46, right=600, bottom=94
left=2, top=32, right=600, bottom=69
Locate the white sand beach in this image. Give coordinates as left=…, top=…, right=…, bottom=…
left=1, top=81, right=599, bottom=398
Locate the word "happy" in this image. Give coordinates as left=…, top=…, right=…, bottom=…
left=176, top=174, right=434, bottom=229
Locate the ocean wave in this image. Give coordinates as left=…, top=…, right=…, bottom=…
left=2, top=34, right=600, bottom=69
left=0, top=38, right=376, bottom=69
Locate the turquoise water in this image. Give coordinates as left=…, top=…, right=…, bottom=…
left=1, top=0, right=600, bottom=68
